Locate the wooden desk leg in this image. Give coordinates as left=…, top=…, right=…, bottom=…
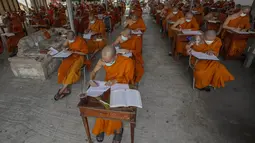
left=130, top=122, right=136, bottom=143
left=82, top=116, right=93, bottom=143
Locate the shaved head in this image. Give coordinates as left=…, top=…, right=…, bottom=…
left=67, top=30, right=75, bottom=40
left=131, top=14, right=138, bottom=21
left=89, top=14, right=95, bottom=21
left=204, top=30, right=216, bottom=41
left=185, top=12, right=193, bottom=18
left=241, top=6, right=251, bottom=14
left=102, top=45, right=117, bottom=63
left=172, top=7, right=178, bottom=12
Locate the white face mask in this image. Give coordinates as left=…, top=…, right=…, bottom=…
left=186, top=19, right=191, bottom=22
left=105, top=60, right=116, bottom=66
left=121, top=35, right=128, bottom=41
left=240, top=13, right=246, bottom=17
left=90, top=20, right=95, bottom=24
left=205, top=40, right=214, bottom=45
left=173, top=11, right=178, bottom=15
left=69, top=39, right=75, bottom=43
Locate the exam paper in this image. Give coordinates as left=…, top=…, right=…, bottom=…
left=231, top=29, right=255, bottom=34
left=53, top=50, right=72, bottom=58
left=182, top=30, right=202, bottom=35
left=83, top=33, right=92, bottom=39
left=48, top=47, right=59, bottom=56
left=1, top=33, right=15, bottom=37
left=131, top=30, right=143, bottom=35
left=191, top=50, right=219, bottom=61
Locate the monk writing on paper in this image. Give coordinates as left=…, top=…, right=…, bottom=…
left=125, top=14, right=147, bottom=32
left=85, top=14, right=107, bottom=54
left=112, top=28, right=144, bottom=83
left=186, top=30, right=234, bottom=92
left=89, top=45, right=134, bottom=143
left=222, top=6, right=251, bottom=57
left=171, top=12, right=199, bottom=56
left=54, top=31, right=88, bottom=100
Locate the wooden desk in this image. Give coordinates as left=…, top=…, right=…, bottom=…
left=78, top=97, right=137, bottom=143
left=171, top=31, right=202, bottom=59
left=222, top=30, right=255, bottom=60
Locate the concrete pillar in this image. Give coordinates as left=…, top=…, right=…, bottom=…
left=66, top=0, right=75, bottom=32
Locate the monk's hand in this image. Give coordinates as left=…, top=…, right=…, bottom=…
left=206, top=50, right=214, bottom=56
left=105, top=80, right=117, bottom=86
left=241, top=29, right=248, bottom=32
left=89, top=80, right=98, bottom=87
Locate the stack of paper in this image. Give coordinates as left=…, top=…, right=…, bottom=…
left=191, top=50, right=219, bottom=60
left=182, top=30, right=202, bottom=35
left=86, top=81, right=130, bottom=97
left=83, top=33, right=92, bottom=39
left=110, top=89, right=142, bottom=108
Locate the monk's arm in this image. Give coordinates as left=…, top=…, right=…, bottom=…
left=62, top=40, right=69, bottom=49
left=171, top=20, right=181, bottom=31
left=211, top=40, right=222, bottom=56
left=223, top=17, right=234, bottom=30
left=112, top=37, right=121, bottom=46
left=191, top=20, right=199, bottom=30
left=166, top=13, right=173, bottom=20
left=90, top=59, right=104, bottom=80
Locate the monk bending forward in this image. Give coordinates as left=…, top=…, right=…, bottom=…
left=186, top=30, right=234, bottom=92
left=55, top=31, right=88, bottom=100
left=89, top=45, right=135, bottom=143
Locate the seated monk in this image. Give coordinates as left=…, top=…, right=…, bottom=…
left=160, top=4, right=171, bottom=34
left=112, top=28, right=144, bottom=83
left=90, top=45, right=135, bottom=143
left=55, top=31, right=88, bottom=100
left=186, top=30, right=234, bottom=91
left=171, top=12, right=199, bottom=56
left=85, top=14, right=107, bottom=54
left=192, top=2, right=204, bottom=25
left=166, top=7, right=184, bottom=38
left=222, top=6, right=251, bottom=57
left=125, top=14, right=146, bottom=32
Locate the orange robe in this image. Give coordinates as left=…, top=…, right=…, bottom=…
left=58, top=36, right=88, bottom=84
left=128, top=18, right=147, bottom=32
left=167, top=11, right=184, bottom=37
left=120, top=36, right=144, bottom=83
left=86, top=19, right=107, bottom=53
left=92, top=55, right=135, bottom=136
left=175, top=18, right=199, bottom=55
left=222, top=16, right=251, bottom=57
left=191, top=37, right=234, bottom=88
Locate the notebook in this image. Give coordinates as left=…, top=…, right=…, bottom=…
left=191, top=50, right=219, bottom=61
left=110, top=89, right=142, bottom=108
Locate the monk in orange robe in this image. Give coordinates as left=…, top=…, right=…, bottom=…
left=90, top=45, right=134, bottom=143
left=166, top=7, right=184, bottom=38
left=85, top=15, right=107, bottom=54
left=171, top=12, right=199, bottom=56
left=112, top=28, right=144, bottom=83
left=222, top=6, right=251, bottom=57
left=160, top=4, right=171, bottom=35
left=186, top=30, right=234, bottom=91
left=3, top=15, right=25, bottom=56
left=54, top=31, right=88, bottom=100
left=125, top=14, right=146, bottom=32
left=192, top=3, right=204, bottom=25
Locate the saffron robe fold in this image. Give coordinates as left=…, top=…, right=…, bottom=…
left=191, top=37, right=234, bottom=88
left=128, top=18, right=147, bottom=32
left=92, top=55, right=135, bottom=136
left=58, top=36, right=88, bottom=84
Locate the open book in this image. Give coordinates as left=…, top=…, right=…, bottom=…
left=86, top=81, right=130, bottom=97
left=115, top=47, right=133, bottom=58
left=191, top=50, right=219, bottom=61
left=110, top=89, right=142, bottom=108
